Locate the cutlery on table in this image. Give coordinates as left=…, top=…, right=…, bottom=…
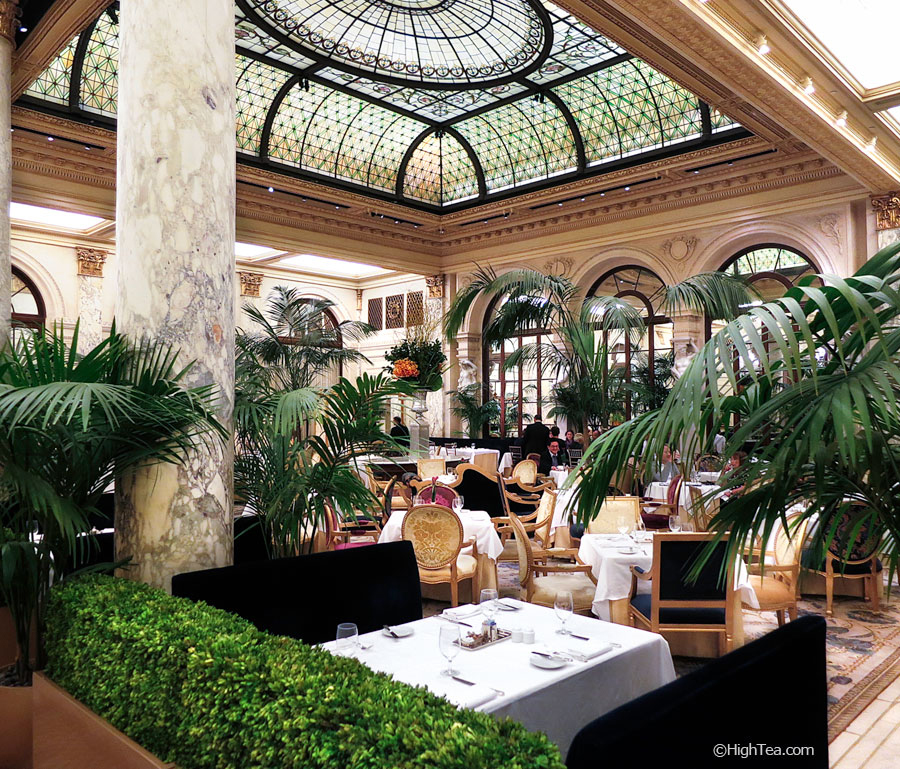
left=452, top=674, right=505, bottom=697
left=383, top=624, right=401, bottom=639
left=567, top=632, right=590, bottom=641
left=439, top=615, right=473, bottom=627
left=495, top=599, right=521, bottom=611
left=532, top=650, right=573, bottom=662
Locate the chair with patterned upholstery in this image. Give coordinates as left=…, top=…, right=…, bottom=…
left=746, top=515, right=809, bottom=626
left=411, top=481, right=459, bottom=508
left=401, top=504, right=478, bottom=607
left=446, top=462, right=505, bottom=518
left=695, top=454, right=723, bottom=473
left=495, top=489, right=557, bottom=561
left=585, top=496, right=642, bottom=535
left=629, top=532, right=736, bottom=656
left=323, top=504, right=381, bottom=551
left=512, top=459, right=538, bottom=485
left=641, top=475, right=683, bottom=530
left=802, top=505, right=882, bottom=617
left=417, top=457, right=446, bottom=479
left=508, top=510, right=596, bottom=615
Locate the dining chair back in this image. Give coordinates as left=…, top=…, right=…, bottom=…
left=401, top=504, right=478, bottom=606
left=445, top=442, right=458, bottom=456
left=512, top=459, right=538, bottom=485
left=533, top=491, right=557, bottom=549
left=509, top=445, right=523, bottom=462
left=415, top=483, right=459, bottom=508
left=447, top=462, right=505, bottom=517
left=416, top=457, right=446, bottom=478
left=686, top=484, right=717, bottom=531
left=695, top=454, right=722, bottom=473
left=568, top=449, right=583, bottom=462
left=585, top=496, right=641, bottom=534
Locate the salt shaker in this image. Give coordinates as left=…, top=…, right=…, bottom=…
left=522, top=627, right=535, bottom=644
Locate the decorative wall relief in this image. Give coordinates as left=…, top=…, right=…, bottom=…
left=543, top=256, right=574, bottom=275
left=238, top=271, right=263, bottom=297
left=425, top=274, right=444, bottom=298
left=76, top=247, right=108, bottom=277
left=661, top=236, right=698, bottom=262
left=818, top=213, right=842, bottom=248
left=872, top=193, right=900, bottom=231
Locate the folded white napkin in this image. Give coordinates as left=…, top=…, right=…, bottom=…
left=436, top=682, right=499, bottom=709
left=442, top=604, right=482, bottom=620
left=565, top=641, right=614, bottom=661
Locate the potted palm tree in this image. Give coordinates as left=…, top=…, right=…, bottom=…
left=449, top=382, right=500, bottom=438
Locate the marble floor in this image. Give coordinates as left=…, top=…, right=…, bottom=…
left=831, top=673, right=900, bottom=768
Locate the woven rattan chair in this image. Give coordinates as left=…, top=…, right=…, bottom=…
left=401, top=504, right=478, bottom=607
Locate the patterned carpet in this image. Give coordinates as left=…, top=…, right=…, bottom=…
left=423, top=562, right=900, bottom=741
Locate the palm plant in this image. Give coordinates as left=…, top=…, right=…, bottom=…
left=449, top=382, right=500, bottom=438
left=444, top=266, right=749, bottom=434
left=572, top=241, right=900, bottom=584
left=234, top=373, right=414, bottom=558
left=0, top=323, right=224, bottom=683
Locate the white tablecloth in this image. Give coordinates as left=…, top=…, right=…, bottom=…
left=322, top=601, right=675, bottom=758
left=439, top=446, right=500, bottom=464
left=379, top=508, right=504, bottom=561
left=645, top=482, right=720, bottom=510
left=578, top=534, right=759, bottom=619
left=499, top=452, right=514, bottom=472
left=551, top=489, right=577, bottom=534
left=549, top=468, right=570, bottom=487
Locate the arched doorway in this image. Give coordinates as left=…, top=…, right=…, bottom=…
left=11, top=267, right=47, bottom=343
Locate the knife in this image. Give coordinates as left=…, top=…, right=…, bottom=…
left=383, top=624, right=401, bottom=639
left=568, top=632, right=590, bottom=641
left=451, top=674, right=476, bottom=686
left=439, top=615, right=473, bottom=627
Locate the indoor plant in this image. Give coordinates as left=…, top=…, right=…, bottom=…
left=449, top=382, right=500, bottom=438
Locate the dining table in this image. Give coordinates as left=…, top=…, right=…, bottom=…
left=379, top=507, right=504, bottom=592
left=577, top=532, right=759, bottom=653
left=321, top=600, right=675, bottom=759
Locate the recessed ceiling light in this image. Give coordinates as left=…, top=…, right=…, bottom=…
left=557, top=202, right=563, bottom=207
left=754, top=34, right=770, bottom=55
left=624, top=186, right=630, bottom=191
left=47, top=136, right=54, bottom=141
left=834, top=110, right=848, bottom=128
left=693, top=170, right=700, bottom=174
left=267, top=186, right=274, bottom=193
left=801, top=77, right=815, bottom=95
left=864, top=136, right=878, bottom=153
left=580, top=197, right=585, bottom=202
left=19, top=27, right=26, bottom=33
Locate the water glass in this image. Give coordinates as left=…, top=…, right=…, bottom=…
left=452, top=495, right=464, bottom=514
left=669, top=514, right=682, bottom=533
left=682, top=520, right=695, bottom=533
left=480, top=588, right=499, bottom=621
left=335, top=622, right=358, bottom=654
left=438, top=624, right=461, bottom=676
left=554, top=591, right=574, bottom=635
left=616, top=513, right=631, bottom=538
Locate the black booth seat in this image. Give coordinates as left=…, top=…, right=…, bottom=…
left=567, top=615, right=828, bottom=769
left=171, top=540, right=423, bottom=645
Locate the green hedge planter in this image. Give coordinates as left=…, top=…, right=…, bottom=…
left=45, top=575, right=564, bottom=769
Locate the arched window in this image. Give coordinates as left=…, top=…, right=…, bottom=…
left=482, top=296, right=557, bottom=438
left=587, top=265, right=673, bottom=421
left=707, top=244, right=819, bottom=339
left=11, top=267, right=46, bottom=343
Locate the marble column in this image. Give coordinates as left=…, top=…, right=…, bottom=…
left=671, top=309, right=705, bottom=379
left=0, top=1, right=17, bottom=347
left=75, top=247, right=107, bottom=353
left=115, top=0, right=236, bottom=591
left=424, top=275, right=446, bottom=437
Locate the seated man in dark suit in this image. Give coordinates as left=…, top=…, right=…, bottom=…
left=538, top=438, right=569, bottom=474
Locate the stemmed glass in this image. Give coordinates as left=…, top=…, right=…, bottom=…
left=616, top=513, right=631, bottom=541
left=336, top=622, right=358, bottom=655
left=554, top=591, right=574, bottom=635
left=631, top=516, right=646, bottom=545
left=438, top=624, right=461, bottom=676
left=669, top=514, right=682, bottom=533
left=452, top=495, right=464, bottom=515
left=480, top=588, right=499, bottom=621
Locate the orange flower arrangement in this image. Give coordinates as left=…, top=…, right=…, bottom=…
left=392, top=358, right=419, bottom=379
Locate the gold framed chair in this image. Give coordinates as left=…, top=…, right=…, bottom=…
left=629, top=532, right=735, bottom=656
left=585, top=496, right=642, bottom=534
left=745, top=515, right=809, bottom=626
left=686, top=485, right=718, bottom=532
left=401, top=504, right=478, bottom=607
left=641, top=475, right=684, bottom=529
left=507, top=510, right=596, bottom=614
left=417, top=457, right=446, bottom=478
left=512, top=459, right=538, bottom=485
left=495, top=489, right=557, bottom=561
left=323, top=504, right=381, bottom=552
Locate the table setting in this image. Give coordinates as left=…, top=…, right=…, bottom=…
left=322, top=593, right=676, bottom=758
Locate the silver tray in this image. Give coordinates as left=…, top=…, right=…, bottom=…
left=454, top=628, right=512, bottom=651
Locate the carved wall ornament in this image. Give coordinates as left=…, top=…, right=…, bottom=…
left=661, top=236, right=698, bottom=262
left=872, top=193, right=900, bottom=231
left=425, top=274, right=444, bottom=298
left=543, top=256, right=574, bottom=274
left=818, top=213, right=842, bottom=248
left=75, top=247, right=108, bottom=277
left=0, top=1, right=20, bottom=45
left=238, top=271, right=263, bottom=297
left=356, top=288, right=363, bottom=311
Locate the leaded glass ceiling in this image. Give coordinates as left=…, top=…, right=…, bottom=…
left=20, top=2, right=748, bottom=212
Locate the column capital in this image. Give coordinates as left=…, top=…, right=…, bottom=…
left=872, top=192, right=900, bottom=231
left=425, top=274, right=444, bottom=298
left=76, top=246, right=108, bottom=277
left=0, top=1, right=20, bottom=46
left=238, top=271, right=263, bottom=297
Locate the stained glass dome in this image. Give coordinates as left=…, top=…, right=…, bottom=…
left=20, top=2, right=747, bottom=211
left=241, top=0, right=552, bottom=87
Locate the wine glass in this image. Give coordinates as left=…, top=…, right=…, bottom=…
left=554, top=591, right=574, bottom=635
left=438, top=624, right=461, bottom=676
left=682, top=520, right=695, bottom=533
left=452, top=495, right=464, bottom=515
left=632, top=516, right=646, bottom=544
left=335, top=622, right=358, bottom=654
left=480, top=588, right=499, bottom=621
left=669, top=514, right=682, bottom=533
left=616, top=513, right=631, bottom=540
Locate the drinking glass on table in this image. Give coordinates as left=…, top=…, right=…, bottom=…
left=669, top=514, right=682, bottom=533
left=554, top=591, right=574, bottom=635
left=616, top=513, right=631, bottom=539
left=335, top=622, right=358, bottom=654
left=480, top=588, right=499, bottom=620
left=438, top=624, right=461, bottom=676
left=452, top=495, right=464, bottom=515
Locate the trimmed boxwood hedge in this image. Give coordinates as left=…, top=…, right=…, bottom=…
left=45, top=575, right=564, bottom=769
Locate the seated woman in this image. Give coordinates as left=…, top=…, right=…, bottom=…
left=719, top=451, right=747, bottom=499
left=650, top=444, right=677, bottom=483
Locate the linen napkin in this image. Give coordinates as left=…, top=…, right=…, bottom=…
left=565, top=640, right=614, bottom=661
left=442, top=604, right=482, bottom=620
left=430, top=680, right=499, bottom=709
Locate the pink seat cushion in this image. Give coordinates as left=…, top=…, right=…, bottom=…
left=335, top=541, right=374, bottom=550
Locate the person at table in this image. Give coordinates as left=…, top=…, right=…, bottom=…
left=564, top=429, right=582, bottom=452
left=549, top=425, right=561, bottom=442
left=719, top=451, right=747, bottom=499
left=538, top=438, right=570, bottom=474
left=390, top=416, right=410, bottom=449
left=520, top=413, right=550, bottom=457
left=650, top=444, right=677, bottom=483
left=590, top=428, right=602, bottom=443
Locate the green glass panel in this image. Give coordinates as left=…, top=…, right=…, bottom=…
left=236, top=56, right=292, bottom=154
left=80, top=12, right=119, bottom=116
left=24, top=34, right=79, bottom=106
left=403, top=133, right=478, bottom=205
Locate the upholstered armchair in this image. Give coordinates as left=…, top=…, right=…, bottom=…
left=495, top=489, right=557, bottom=561
left=401, top=504, right=478, bottom=607
left=512, top=458, right=538, bottom=485
left=745, top=515, right=809, bottom=625
left=585, top=496, right=642, bottom=535
left=507, top=510, right=596, bottom=615
left=641, top=474, right=683, bottom=529
left=323, top=504, right=381, bottom=551
left=446, top=462, right=505, bottom=517
left=410, top=482, right=459, bottom=508
left=629, top=532, right=735, bottom=656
